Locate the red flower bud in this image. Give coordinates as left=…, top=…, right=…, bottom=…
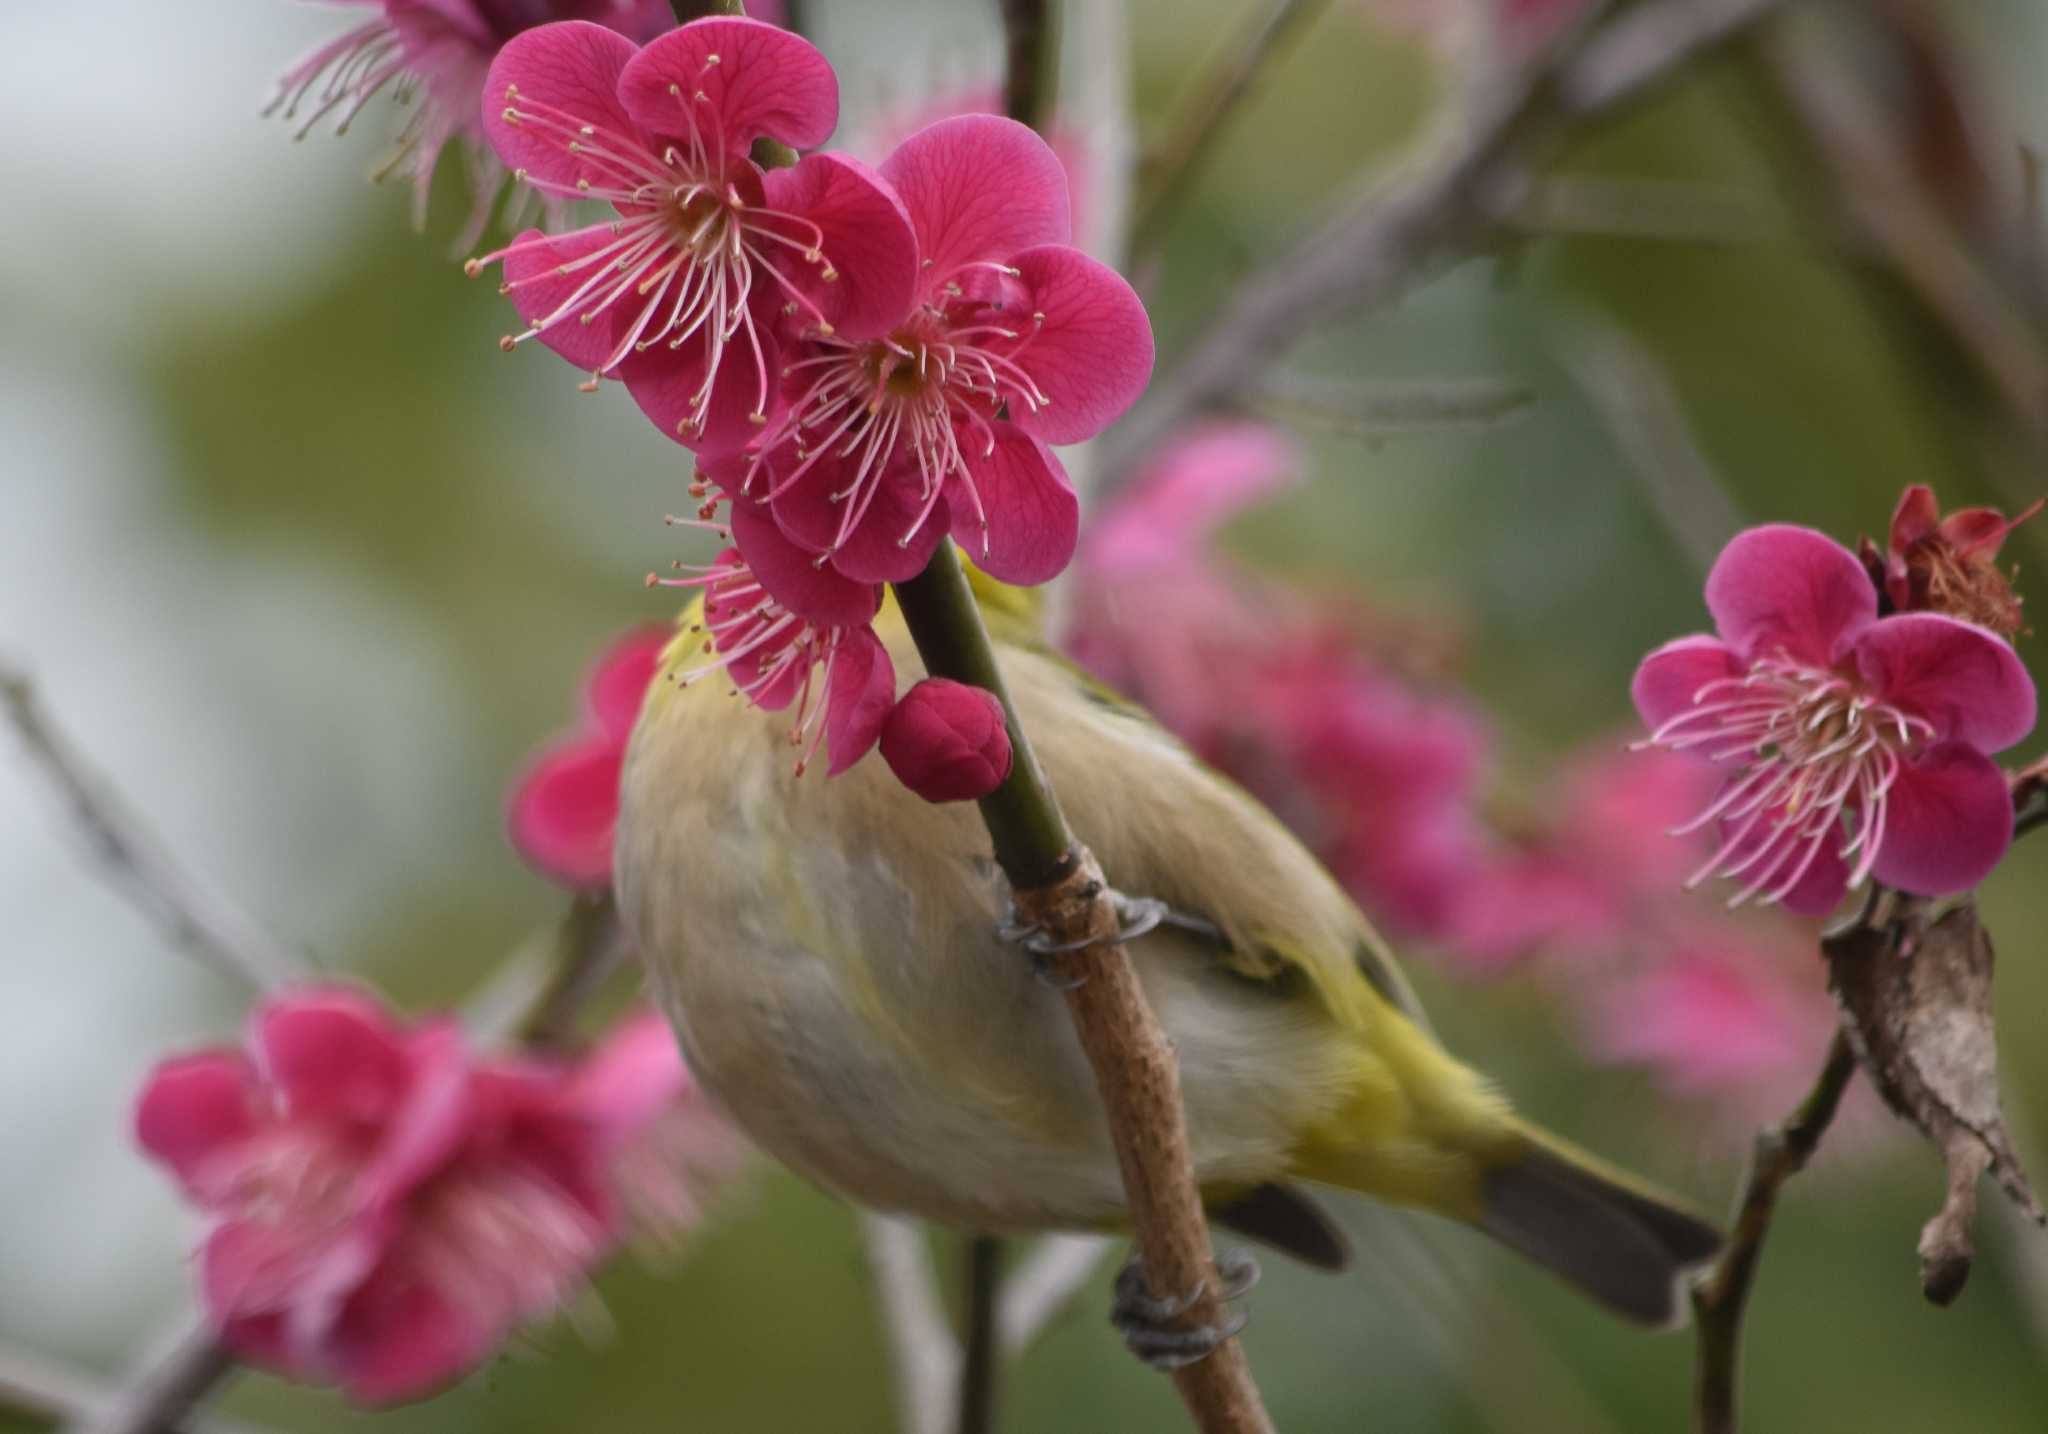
left=880, top=679, right=1013, bottom=803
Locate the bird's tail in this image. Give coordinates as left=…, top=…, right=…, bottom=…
left=1475, top=1120, right=1724, bottom=1327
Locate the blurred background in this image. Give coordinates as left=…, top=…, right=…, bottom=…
left=5, top=0, right=2048, bottom=1429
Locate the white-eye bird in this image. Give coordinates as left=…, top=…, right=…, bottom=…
left=615, top=573, right=1722, bottom=1326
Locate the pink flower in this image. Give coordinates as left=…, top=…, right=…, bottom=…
left=736, top=114, right=1153, bottom=602
left=468, top=19, right=918, bottom=456
left=651, top=504, right=895, bottom=776
left=508, top=625, right=668, bottom=888
left=1866, top=483, right=2042, bottom=637
left=1633, top=524, right=2035, bottom=914
left=134, top=990, right=688, bottom=1404
left=880, top=678, right=1013, bottom=802
left=268, top=1, right=673, bottom=249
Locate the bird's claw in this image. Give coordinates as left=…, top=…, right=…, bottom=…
left=1110, top=1250, right=1259, bottom=1371
left=997, top=894, right=1173, bottom=990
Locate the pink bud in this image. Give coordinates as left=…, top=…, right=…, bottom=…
left=880, top=679, right=1013, bottom=803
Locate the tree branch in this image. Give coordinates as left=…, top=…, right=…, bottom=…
left=0, top=1341, right=272, bottom=1434
left=63, top=1319, right=239, bottom=1434
left=956, top=1237, right=1002, bottom=1434
left=1, top=666, right=304, bottom=993
left=1099, top=0, right=1798, bottom=484
left=860, top=1215, right=959, bottom=1434
left=1128, top=0, right=1333, bottom=264
left=998, top=1235, right=1113, bottom=1358
left=1691, top=1028, right=1857, bottom=1434
left=1000, top=0, right=1060, bottom=134
left=892, top=541, right=1270, bottom=1434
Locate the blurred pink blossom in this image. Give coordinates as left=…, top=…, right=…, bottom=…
left=508, top=625, right=668, bottom=888
left=268, top=0, right=673, bottom=249
left=135, top=990, right=738, bottom=1405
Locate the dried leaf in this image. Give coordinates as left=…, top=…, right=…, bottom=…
left=1825, top=901, right=2044, bottom=1305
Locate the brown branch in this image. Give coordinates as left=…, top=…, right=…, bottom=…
left=1, top=665, right=305, bottom=993
left=1000, top=0, right=1059, bottom=134
left=1690, top=1029, right=1856, bottom=1434
left=956, top=1237, right=1002, bottom=1434
left=1128, top=0, right=1333, bottom=264
left=1099, top=0, right=1798, bottom=485
left=892, top=542, right=1271, bottom=1433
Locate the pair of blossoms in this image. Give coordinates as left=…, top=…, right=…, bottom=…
left=469, top=16, right=1153, bottom=797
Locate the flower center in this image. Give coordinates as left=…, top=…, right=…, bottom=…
left=1643, top=654, right=1934, bottom=906
left=748, top=288, right=1051, bottom=562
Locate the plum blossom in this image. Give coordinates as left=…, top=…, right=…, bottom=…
left=651, top=499, right=894, bottom=776
left=1862, top=483, right=2042, bottom=636
left=134, top=990, right=737, bottom=1405
left=1633, top=524, right=2035, bottom=914
left=268, top=0, right=674, bottom=249
left=470, top=19, right=917, bottom=456
left=737, top=114, right=1153, bottom=602
left=880, top=678, right=1012, bottom=802
left=509, top=625, right=667, bottom=888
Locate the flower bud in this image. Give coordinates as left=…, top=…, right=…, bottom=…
left=880, top=679, right=1013, bottom=803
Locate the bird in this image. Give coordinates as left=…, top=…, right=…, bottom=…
left=614, top=571, right=1723, bottom=1335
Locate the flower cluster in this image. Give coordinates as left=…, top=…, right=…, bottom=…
left=464, top=17, right=1153, bottom=790
left=136, top=990, right=744, bottom=1405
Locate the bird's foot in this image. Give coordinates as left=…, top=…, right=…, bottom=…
left=1110, top=1249, right=1259, bottom=1371
left=997, top=892, right=1174, bottom=990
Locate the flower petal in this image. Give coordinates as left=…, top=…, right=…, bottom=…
left=767, top=455, right=947, bottom=584
left=761, top=152, right=918, bottom=341
left=946, top=425, right=1078, bottom=586
left=1704, top=524, right=1876, bottom=666
left=568, top=1009, right=689, bottom=1149
left=1716, top=807, right=1850, bottom=917
left=253, top=990, right=413, bottom=1127
left=1887, top=484, right=1940, bottom=554
left=587, top=626, right=669, bottom=739
left=359, top=1021, right=477, bottom=1210
left=1630, top=634, right=1742, bottom=735
left=506, top=734, right=624, bottom=889
left=617, top=18, right=837, bottom=159
left=134, top=1051, right=257, bottom=1193
left=1871, top=741, right=2014, bottom=895
left=494, top=225, right=647, bottom=373
left=1851, top=612, right=2037, bottom=752
left=729, top=499, right=881, bottom=628
left=996, top=244, right=1154, bottom=445
left=483, top=22, right=644, bottom=193
left=618, top=322, right=779, bottom=458
left=881, top=115, right=1072, bottom=289
left=329, top=1268, right=496, bottom=1407
left=825, top=625, right=895, bottom=776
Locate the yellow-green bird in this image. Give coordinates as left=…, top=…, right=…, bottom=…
left=615, top=576, right=1722, bottom=1328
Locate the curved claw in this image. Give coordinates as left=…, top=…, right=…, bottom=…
left=1110, top=1250, right=1258, bottom=1372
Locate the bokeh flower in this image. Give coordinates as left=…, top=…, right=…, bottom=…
left=1633, top=524, right=2034, bottom=914
left=739, top=114, right=1153, bottom=599
left=268, top=0, right=673, bottom=249
left=134, top=989, right=736, bottom=1405
left=470, top=18, right=916, bottom=456
left=509, top=625, right=668, bottom=888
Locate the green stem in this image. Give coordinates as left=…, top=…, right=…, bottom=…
left=891, top=542, right=1076, bottom=889
left=957, top=1237, right=1003, bottom=1434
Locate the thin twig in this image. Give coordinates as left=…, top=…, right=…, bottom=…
left=956, top=1237, right=1002, bottom=1434
left=1250, top=372, right=1535, bottom=437
left=1100, top=0, right=1797, bottom=485
left=1690, top=1028, right=1857, bottom=1434
left=514, top=892, right=626, bottom=1050
left=1556, top=317, right=1747, bottom=573
left=1000, top=0, right=1059, bottom=134
left=892, top=542, right=1271, bottom=1434
left=997, top=1235, right=1113, bottom=1359
left=1, top=666, right=304, bottom=993
left=860, top=1215, right=960, bottom=1434
left=64, top=1318, right=239, bottom=1434
left=1128, top=0, right=1333, bottom=264
left=0, top=1341, right=271, bottom=1434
